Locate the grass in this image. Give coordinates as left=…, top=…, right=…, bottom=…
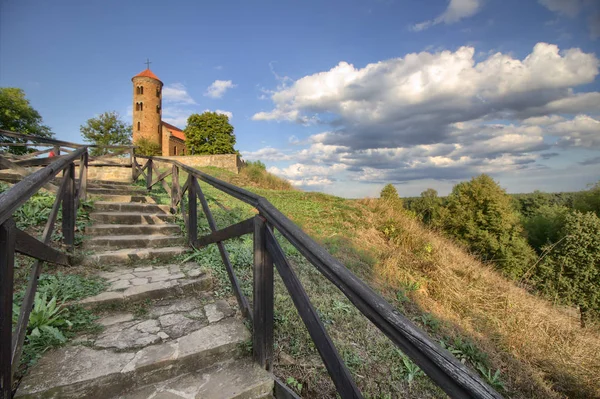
left=139, top=164, right=600, bottom=398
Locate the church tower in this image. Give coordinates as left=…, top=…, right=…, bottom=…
left=132, top=65, right=163, bottom=150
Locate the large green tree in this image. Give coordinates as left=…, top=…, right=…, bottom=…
left=535, top=211, right=600, bottom=326
left=411, top=188, right=443, bottom=225
left=441, top=174, right=536, bottom=278
left=80, top=111, right=131, bottom=156
left=184, top=112, right=236, bottom=155
left=0, top=87, right=53, bottom=154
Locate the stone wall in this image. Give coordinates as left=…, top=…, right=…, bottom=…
left=156, top=154, right=241, bottom=174
left=71, top=154, right=241, bottom=182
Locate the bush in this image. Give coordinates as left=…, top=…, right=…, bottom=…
left=441, top=174, right=536, bottom=278
left=135, top=137, right=161, bottom=156
left=523, top=205, right=570, bottom=253
left=410, top=188, right=443, bottom=225
left=535, top=211, right=600, bottom=325
left=380, top=183, right=399, bottom=201
left=240, top=160, right=293, bottom=191
left=573, top=181, right=600, bottom=217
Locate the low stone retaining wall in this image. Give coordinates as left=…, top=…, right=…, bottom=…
left=72, top=154, right=241, bottom=183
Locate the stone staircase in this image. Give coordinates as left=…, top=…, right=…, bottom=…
left=16, top=180, right=273, bottom=399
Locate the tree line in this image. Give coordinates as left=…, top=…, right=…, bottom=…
left=0, top=87, right=237, bottom=156
left=383, top=176, right=600, bottom=326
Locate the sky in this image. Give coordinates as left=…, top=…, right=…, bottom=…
left=1, top=0, right=599, bottom=198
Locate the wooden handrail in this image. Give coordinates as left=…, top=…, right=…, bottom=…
left=132, top=154, right=503, bottom=399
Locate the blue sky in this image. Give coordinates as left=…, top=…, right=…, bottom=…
left=1, top=0, right=599, bottom=197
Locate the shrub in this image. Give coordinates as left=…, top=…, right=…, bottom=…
left=523, top=205, right=570, bottom=253
left=410, top=188, right=443, bottom=225
left=441, top=174, right=536, bottom=278
left=380, top=183, right=399, bottom=201
left=239, top=160, right=293, bottom=190
left=573, top=181, right=600, bottom=217
left=135, top=137, right=161, bottom=156
left=535, top=210, right=600, bottom=326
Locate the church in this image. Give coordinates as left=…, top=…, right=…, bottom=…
left=132, top=66, right=187, bottom=156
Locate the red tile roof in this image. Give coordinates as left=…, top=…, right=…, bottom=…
left=133, top=69, right=161, bottom=82
left=162, top=121, right=185, bottom=141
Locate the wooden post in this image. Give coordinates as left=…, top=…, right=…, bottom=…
left=146, top=159, right=153, bottom=191
left=0, top=219, right=16, bottom=399
left=171, top=165, right=179, bottom=211
left=80, top=152, right=88, bottom=202
left=188, top=176, right=198, bottom=246
left=130, top=148, right=135, bottom=181
left=53, top=145, right=60, bottom=156
left=253, top=215, right=274, bottom=370
left=62, top=163, right=75, bottom=250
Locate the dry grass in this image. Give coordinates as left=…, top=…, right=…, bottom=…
left=357, top=198, right=600, bottom=398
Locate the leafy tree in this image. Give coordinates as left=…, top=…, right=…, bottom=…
left=535, top=211, right=600, bottom=326
left=411, top=188, right=443, bottom=225
left=80, top=111, right=131, bottom=156
left=441, top=174, right=536, bottom=278
left=134, top=137, right=161, bottom=156
left=523, top=205, right=570, bottom=254
left=380, top=184, right=399, bottom=200
left=573, top=181, right=600, bottom=217
left=0, top=87, right=53, bottom=154
left=184, top=112, right=236, bottom=155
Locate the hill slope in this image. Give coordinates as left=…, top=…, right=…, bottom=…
left=189, top=166, right=600, bottom=398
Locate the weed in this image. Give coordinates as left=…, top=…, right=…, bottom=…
left=476, top=365, right=505, bottom=392
left=286, top=376, right=303, bottom=394
left=401, top=355, right=424, bottom=384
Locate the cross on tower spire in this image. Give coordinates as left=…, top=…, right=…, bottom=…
left=145, top=58, right=152, bottom=69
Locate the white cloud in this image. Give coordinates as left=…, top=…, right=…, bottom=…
left=539, top=0, right=582, bottom=18
left=254, top=43, right=598, bottom=151
left=550, top=114, right=600, bottom=148
left=289, top=135, right=300, bottom=144
left=241, top=147, right=290, bottom=162
left=268, top=163, right=347, bottom=187
left=411, top=0, right=483, bottom=31
left=204, top=80, right=236, bottom=98
left=163, top=83, right=197, bottom=104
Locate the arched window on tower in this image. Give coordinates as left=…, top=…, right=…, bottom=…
left=136, top=87, right=139, bottom=95
left=173, top=146, right=177, bottom=155
left=139, top=102, right=143, bottom=111
left=137, top=121, right=140, bottom=131
left=156, top=88, right=161, bottom=97
left=156, top=105, right=160, bottom=113
left=135, top=103, right=139, bottom=111
left=140, top=86, right=144, bottom=95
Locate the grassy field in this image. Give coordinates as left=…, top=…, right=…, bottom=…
left=144, top=165, right=600, bottom=398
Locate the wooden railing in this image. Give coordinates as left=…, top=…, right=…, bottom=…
left=0, top=130, right=502, bottom=398
left=0, top=132, right=131, bottom=399
left=132, top=155, right=503, bottom=399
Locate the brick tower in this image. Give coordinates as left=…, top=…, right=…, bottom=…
left=132, top=67, right=163, bottom=150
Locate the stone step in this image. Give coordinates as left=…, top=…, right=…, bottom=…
left=16, top=318, right=250, bottom=399
left=90, top=212, right=176, bottom=224
left=88, top=179, right=134, bottom=186
left=88, top=187, right=146, bottom=196
left=85, top=234, right=185, bottom=250
left=93, top=201, right=172, bottom=214
left=89, top=194, right=156, bottom=203
left=118, top=358, right=274, bottom=399
left=82, top=246, right=188, bottom=265
left=80, top=263, right=211, bottom=307
left=86, top=224, right=181, bottom=236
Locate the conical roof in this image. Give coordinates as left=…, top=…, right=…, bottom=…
left=132, top=69, right=161, bottom=82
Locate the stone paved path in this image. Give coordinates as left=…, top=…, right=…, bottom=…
left=16, top=180, right=273, bottom=399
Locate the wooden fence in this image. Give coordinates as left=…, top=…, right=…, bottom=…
left=0, top=131, right=503, bottom=398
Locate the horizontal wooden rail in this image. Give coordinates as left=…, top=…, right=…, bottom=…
left=0, top=129, right=133, bottom=149
left=0, top=146, right=86, bottom=226
left=194, top=217, right=254, bottom=247
left=15, top=229, right=70, bottom=266
left=133, top=154, right=502, bottom=399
